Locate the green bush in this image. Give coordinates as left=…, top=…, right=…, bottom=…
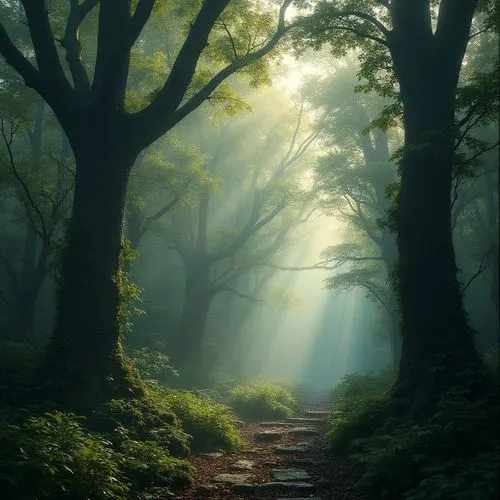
left=350, top=396, right=499, bottom=499
left=0, top=341, right=40, bottom=385
left=129, top=348, right=179, bottom=385
left=328, top=369, right=396, bottom=454
left=327, top=369, right=499, bottom=500
left=0, top=411, right=129, bottom=500
left=92, top=392, right=191, bottom=456
left=117, top=438, right=192, bottom=490
left=229, top=381, right=297, bottom=420
left=160, top=388, right=243, bottom=451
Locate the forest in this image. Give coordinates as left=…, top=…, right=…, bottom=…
left=0, top=1, right=498, bottom=499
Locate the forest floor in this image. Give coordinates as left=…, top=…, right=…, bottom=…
left=175, top=400, right=365, bottom=500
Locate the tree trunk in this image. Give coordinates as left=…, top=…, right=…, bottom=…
left=38, top=144, right=143, bottom=410
left=172, top=269, right=214, bottom=371
left=394, top=81, right=483, bottom=413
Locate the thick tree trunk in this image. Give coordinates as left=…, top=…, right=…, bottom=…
left=394, top=83, right=483, bottom=413
left=38, top=143, right=143, bottom=409
left=172, top=270, right=214, bottom=371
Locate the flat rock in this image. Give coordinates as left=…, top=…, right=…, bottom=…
left=261, top=482, right=316, bottom=493
left=213, top=473, right=252, bottom=484
left=230, top=459, right=254, bottom=471
left=288, top=427, right=320, bottom=436
left=292, top=458, right=328, bottom=466
left=258, top=421, right=294, bottom=427
left=271, top=468, right=310, bottom=481
left=304, top=409, right=329, bottom=417
left=200, top=452, right=223, bottom=458
left=316, top=477, right=331, bottom=487
left=254, top=430, right=283, bottom=442
left=287, top=417, right=324, bottom=424
left=276, top=498, right=323, bottom=500
left=274, top=443, right=312, bottom=454
left=195, top=484, right=218, bottom=496
left=230, top=484, right=257, bottom=495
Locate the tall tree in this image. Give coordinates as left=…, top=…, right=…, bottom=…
left=296, top=0, right=495, bottom=413
left=0, top=0, right=296, bottom=408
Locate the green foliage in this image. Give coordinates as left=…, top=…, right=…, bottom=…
left=229, top=381, right=298, bottom=420
left=159, top=388, right=244, bottom=451
left=117, top=438, right=192, bottom=491
left=0, top=412, right=129, bottom=499
left=94, top=394, right=191, bottom=457
left=129, top=347, right=179, bottom=385
left=327, top=370, right=499, bottom=500
left=328, top=369, right=396, bottom=454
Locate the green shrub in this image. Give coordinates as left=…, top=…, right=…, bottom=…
left=328, top=369, right=396, bottom=454
left=160, top=388, right=243, bottom=451
left=0, top=411, right=129, bottom=500
left=117, top=438, right=192, bottom=490
left=92, top=392, right=191, bottom=456
left=341, top=395, right=499, bottom=500
left=0, top=341, right=40, bottom=385
left=129, top=348, right=179, bottom=385
left=229, top=381, right=297, bottom=420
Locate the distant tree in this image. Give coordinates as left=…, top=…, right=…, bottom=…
left=168, top=103, right=319, bottom=370
left=0, top=0, right=297, bottom=409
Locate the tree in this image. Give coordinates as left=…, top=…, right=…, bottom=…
left=168, top=100, right=319, bottom=370
left=296, top=0, right=496, bottom=413
left=0, top=0, right=297, bottom=409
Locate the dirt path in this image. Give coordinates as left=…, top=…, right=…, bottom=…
left=175, top=401, right=364, bottom=499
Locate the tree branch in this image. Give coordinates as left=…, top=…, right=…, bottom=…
left=20, top=0, right=70, bottom=89
left=0, top=21, right=45, bottom=91
left=62, top=0, right=98, bottom=94
left=132, top=0, right=293, bottom=148
left=215, top=285, right=261, bottom=303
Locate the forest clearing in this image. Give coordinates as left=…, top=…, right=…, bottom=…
left=0, top=1, right=498, bottom=499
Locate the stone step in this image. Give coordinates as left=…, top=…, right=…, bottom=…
left=271, top=468, right=310, bottom=481
left=230, top=482, right=316, bottom=495
left=230, top=459, right=254, bottom=471
left=274, top=443, right=313, bottom=454
left=288, top=427, right=320, bottom=436
left=254, top=430, right=283, bottom=442
left=287, top=417, right=325, bottom=424
left=304, top=409, right=330, bottom=417
left=213, top=473, right=252, bottom=484
left=258, top=421, right=294, bottom=427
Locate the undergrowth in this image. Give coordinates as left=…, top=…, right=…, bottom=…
left=228, top=380, right=298, bottom=420
left=328, top=351, right=500, bottom=500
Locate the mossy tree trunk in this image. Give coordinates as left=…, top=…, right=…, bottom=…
left=390, top=0, right=484, bottom=414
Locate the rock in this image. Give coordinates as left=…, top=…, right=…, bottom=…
left=261, top=481, right=316, bottom=493
left=304, top=409, right=329, bottom=417
left=243, top=448, right=261, bottom=454
left=292, top=458, right=327, bottom=466
left=195, top=484, right=218, bottom=496
left=271, top=468, right=310, bottom=481
left=274, top=443, right=312, bottom=454
left=254, top=430, right=283, bottom=442
left=276, top=497, right=323, bottom=500
left=213, top=473, right=252, bottom=484
left=316, top=477, right=331, bottom=487
left=234, top=419, right=245, bottom=428
left=200, top=452, right=223, bottom=459
left=262, top=460, right=279, bottom=467
left=287, top=417, right=324, bottom=424
left=258, top=421, right=294, bottom=427
left=288, top=427, right=320, bottom=436
left=230, top=459, right=254, bottom=471
left=230, top=484, right=257, bottom=495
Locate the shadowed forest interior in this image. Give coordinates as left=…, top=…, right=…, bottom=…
left=0, top=1, right=498, bottom=499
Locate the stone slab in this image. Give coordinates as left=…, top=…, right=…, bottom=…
left=213, top=473, right=252, bottom=484
left=271, top=468, right=310, bottom=481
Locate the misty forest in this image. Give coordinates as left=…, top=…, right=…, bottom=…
left=0, top=1, right=498, bottom=499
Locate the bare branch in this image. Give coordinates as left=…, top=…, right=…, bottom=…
left=460, top=253, right=492, bottom=294
left=216, top=285, right=261, bottom=303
